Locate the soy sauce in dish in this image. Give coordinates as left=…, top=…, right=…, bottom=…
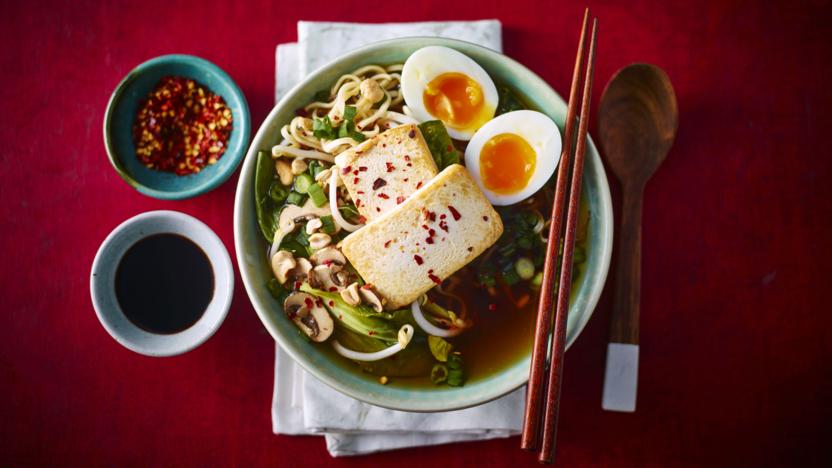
left=115, top=233, right=214, bottom=334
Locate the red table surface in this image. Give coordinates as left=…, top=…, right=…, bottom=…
left=2, top=0, right=831, bottom=466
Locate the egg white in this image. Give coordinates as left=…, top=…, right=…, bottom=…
left=464, top=110, right=562, bottom=206
left=401, top=46, right=499, bottom=141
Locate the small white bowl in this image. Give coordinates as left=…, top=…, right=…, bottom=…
left=90, top=211, right=233, bottom=356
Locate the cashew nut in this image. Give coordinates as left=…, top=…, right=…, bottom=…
left=309, top=232, right=332, bottom=251
left=360, top=79, right=385, bottom=103
left=306, top=217, right=323, bottom=234
left=291, top=158, right=308, bottom=175
left=275, top=159, right=293, bottom=186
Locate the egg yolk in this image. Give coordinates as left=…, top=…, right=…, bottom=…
left=423, top=72, right=491, bottom=130
left=479, top=133, right=536, bottom=194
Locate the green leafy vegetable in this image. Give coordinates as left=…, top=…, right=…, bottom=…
left=446, top=353, right=465, bottom=387
left=320, top=215, right=337, bottom=235
left=269, top=182, right=289, bottom=204
left=286, top=191, right=306, bottom=206
left=339, top=204, right=360, bottom=221
left=428, top=336, right=453, bottom=362
left=266, top=278, right=289, bottom=304
left=337, top=105, right=366, bottom=142
left=313, top=115, right=337, bottom=139
left=313, top=89, right=331, bottom=102
left=300, top=283, right=398, bottom=342
left=496, top=86, right=526, bottom=115
left=255, top=150, right=280, bottom=242
left=419, top=120, right=460, bottom=170
left=278, top=238, right=307, bottom=258
left=430, top=363, right=449, bottom=384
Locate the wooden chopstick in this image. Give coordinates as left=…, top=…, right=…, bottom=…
left=538, top=18, right=598, bottom=465
left=521, top=8, right=591, bottom=452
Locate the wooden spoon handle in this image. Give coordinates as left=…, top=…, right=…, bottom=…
left=610, top=186, right=643, bottom=344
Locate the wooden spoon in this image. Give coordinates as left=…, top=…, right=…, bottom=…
left=598, top=63, right=678, bottom=412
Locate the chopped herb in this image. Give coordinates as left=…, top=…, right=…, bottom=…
left=312, top=115, right=337, bottom=139
left=337, top=105, right=366, bottom=142
left=418, top=120, right=460, bottom=170
left=496, top=86, right=526, bottom=115
left=308, top=160, right=325, bottom=179
left=320, top=215, right=337, bottom=235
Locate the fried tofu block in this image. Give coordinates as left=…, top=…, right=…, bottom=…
left=341, top=164, right=503, bottom=309
left=334, top=124, right=438, bottom=221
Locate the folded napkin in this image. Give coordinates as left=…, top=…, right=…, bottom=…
left=271, top=20, right=525, bottom=458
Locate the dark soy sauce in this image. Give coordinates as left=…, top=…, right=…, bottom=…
left=115, top=233, right=214, bottom=334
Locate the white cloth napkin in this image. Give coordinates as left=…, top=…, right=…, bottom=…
left=271, top=20, right=525, bottom=458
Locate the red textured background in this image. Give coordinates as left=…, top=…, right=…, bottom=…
left=2, top=1, right=830, bottom=466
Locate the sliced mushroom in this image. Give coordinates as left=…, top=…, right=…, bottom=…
left=275, top=159, right=293, bottom=186
left=271, top=251, right=296, bottom=284
left=312, top=264, right=344, bottom=292
left=359, top=287, right=384, bottom=312
left=283, top=292, right=334, bottom=342
left=270, top=200, right=333, bottom=259
left=309, top=232, right=332, bottom=251
left=291, top=158, right=308, bottom=175
left=310, top=246, right=346, bottom=266
left=340, top=282, right=361, bottom=306
left=285, top=257, right=313, bottom=285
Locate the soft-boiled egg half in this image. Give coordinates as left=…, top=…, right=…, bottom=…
left=464, top=110, right=562, bottom=206
left=401, top=46, right=498, bottom=141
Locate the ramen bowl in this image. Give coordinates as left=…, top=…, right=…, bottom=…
left=233, top=37, right=612, bottom=411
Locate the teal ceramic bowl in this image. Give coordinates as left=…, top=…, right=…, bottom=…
left=103, top=55, right=250, bottom=200
left=234, top=38, right=612, bottom=411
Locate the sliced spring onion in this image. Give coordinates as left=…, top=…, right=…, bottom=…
left=411, top=300, right=463, bottom=338
left=293, top=173, right=314, bottom=194
left=329, top=171, right=362, bottom=232
left=307, top=183, right=327, bottom=207
left=515, top=257, right=535, bottom=280
left=332, top=325, right=414, bottom=362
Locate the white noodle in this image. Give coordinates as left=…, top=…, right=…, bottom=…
left=332, top=325, right=414, bottom=361
left=410, top=301, right=463, bottom=338
left=329, top=171, right=362, bottom=232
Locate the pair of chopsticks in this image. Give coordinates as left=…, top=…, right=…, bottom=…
left=521, top=8, right=598, bottom=464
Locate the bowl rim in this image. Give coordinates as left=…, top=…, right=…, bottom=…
left=90, top=210, right=234, bottom=356
left=102, top=54, right=251, bottom=200
left=234, top=37, right=613, bottom=411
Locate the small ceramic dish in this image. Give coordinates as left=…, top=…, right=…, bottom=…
left=234, top=38, right=613, bottom=411
left=90, top=211, right=234, bottom=356
left=103, top=54, right=250, bottom=200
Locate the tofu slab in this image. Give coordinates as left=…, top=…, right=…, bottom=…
left=334, top=124, right=438, bottom=221
left=341, top=164, right=503, bottom=309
